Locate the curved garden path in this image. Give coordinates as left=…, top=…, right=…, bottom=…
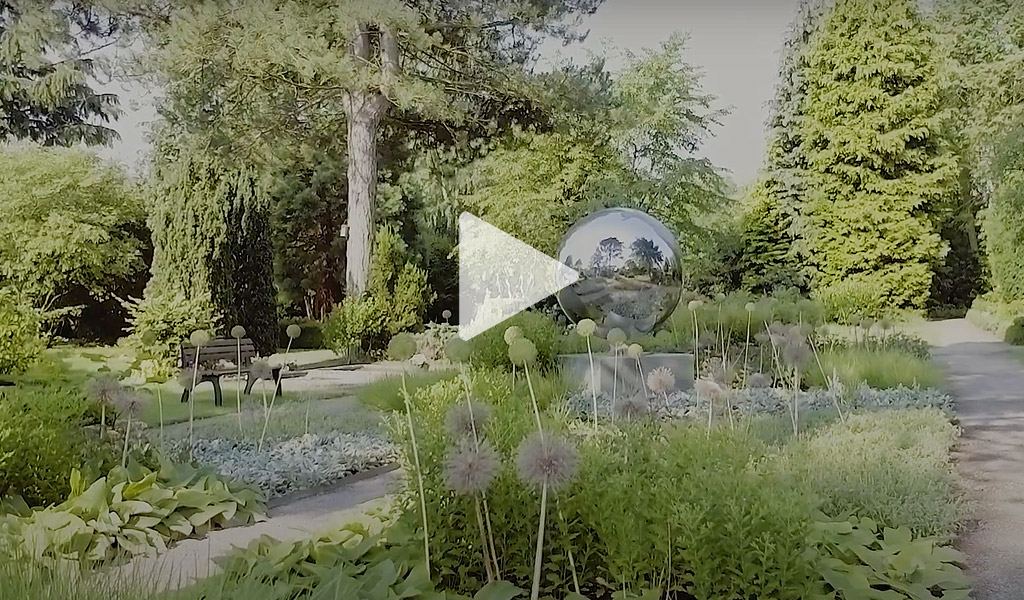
left=916, top=318, right=1024, bottom=600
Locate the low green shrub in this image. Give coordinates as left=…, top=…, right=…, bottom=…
left=1005, top=317, right=1024, bottom=346
left=357, top=370, right=457, bottom=412
left=277, top=318, right=324, bottom=349
left=468, top=310, right=563, bottom=371
left=0, top=370, right=118, bottom=506
left=966, top=294, right=1024, bottom=337
left=0, top=461, right=266, bottom=566
left=0, top=292, right=44, bottom=376
left=774, top=409, right=966, bottom=539
left=804, top=346, right=943, bottom=390
left=814, top=279, right=889, bottom=324
left=123, top=293, right=219, bottom=364
left=0, top=557, right=156, bottom=600
left=323, top=225, right=434, bottom=356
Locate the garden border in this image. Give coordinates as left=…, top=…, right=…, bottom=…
left=266, top=461, right=400, bottom=509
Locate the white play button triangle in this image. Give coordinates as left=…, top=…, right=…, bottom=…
left=458, top=213, right=580, bottom=340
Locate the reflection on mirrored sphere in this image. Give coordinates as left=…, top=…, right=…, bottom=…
left=556, top=208, right=683, bottom=337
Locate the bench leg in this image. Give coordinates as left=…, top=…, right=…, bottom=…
left=180, top=387, right=189, bottom=403
left=272, top=368, right=283, bottom=398
left=210, top=376, right=223, bottom=407
left=244, top=372, right=255, bottom=395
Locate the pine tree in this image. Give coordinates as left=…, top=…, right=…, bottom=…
left=738, top=0, right=829, bottom=292
left=146, top=157, right=277, bottom=354
left=801, top=0, right=957, bottom=309
left=0, top=1, right=121, bottom=146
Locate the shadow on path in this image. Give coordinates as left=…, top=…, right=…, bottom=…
left=919, top=319, right=1024, bottom=600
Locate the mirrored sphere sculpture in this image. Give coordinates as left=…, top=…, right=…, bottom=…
left=556, top=208, right=684, bottom=336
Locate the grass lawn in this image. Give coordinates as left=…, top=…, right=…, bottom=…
left=48, top=345, right=366, bottom=427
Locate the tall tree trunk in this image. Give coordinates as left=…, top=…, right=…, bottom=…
left=342, top=23, right=398, bottom=296
left=346, top=109, right=379, bottom=294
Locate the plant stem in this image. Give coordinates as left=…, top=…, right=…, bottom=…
left=259, top=338, right=294, bottom=451
left=157, top=387, right=164, bottom=448
left=612, top=344, right=619, bottom=409
left=482, top=495, right=500, bottom=578
left=524, top=363, right=544, bottom=439
left=743, top=312, right=751, bottom=383
left=189, top=346, right=201, bottom=461
left=236, top=338, right=243, bottom=434
left=557, top=500, right=581, bottom=595
left=475, top=496, right=495, bottom=583
left=402, top=371, right=431, bottom=579
left=304, top=395, right=311, bottom=436
left=100, top=405, right=106, bottom=440
left=121, top=416, right=131, bottom=468
left=530, top=481, right=548, bottom=600
left=459, top=364, right=500, bottom=577
left=586, top=336, right=597, bottom=429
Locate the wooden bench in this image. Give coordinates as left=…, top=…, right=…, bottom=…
left=179, top=338, right=281, bottom=406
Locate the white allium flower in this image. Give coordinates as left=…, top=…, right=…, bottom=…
left=747, top=372, right=773, bottom=388
left=647, top=367, right=676, bottom=395
left=687, top=300, right=703, bottom=312
left=612, top=394, right=649, bottom=421
left=694, top=378, right=725, bottom=400
left=575, top=319, right=596, bottom=338
left=626, top=343, right=643, bottom=359
left=504, top=326, right=522, bottom=345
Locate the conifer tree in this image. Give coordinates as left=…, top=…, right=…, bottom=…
left=801, top=0, right=957, bottom=309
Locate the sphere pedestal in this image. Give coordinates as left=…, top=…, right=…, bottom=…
left=559, top=352, right=694, bottom=395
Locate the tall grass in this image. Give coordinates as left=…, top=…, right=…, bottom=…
left=357, top=370, right=455, bottom=411
left=0, top=558, right=154, bottom=600
left=804, top=346, right=943, bottom=390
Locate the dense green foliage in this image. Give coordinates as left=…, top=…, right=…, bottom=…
left=981, top=123, right=1024, bottom=301
left=0, top=148, right=148, bottom=338
left=323, top=225, right=433, bottom=356
left=143, top=157, right=276, bottom=354
left=0, top=2, right=121, bottom=146
left=801, top=0, right=956, bottom=310
left=0, top=291, right=43, bottom=376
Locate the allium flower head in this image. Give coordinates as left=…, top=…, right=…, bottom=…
left=687, top=299, right=703, bottom=312
left=286, top=324, right=302, bottom=339
left=89, top=376, right=123, bottom=404
left=249, top=359, right=274, bottom=382
left=446, top=400, right=492, bottom=439
left=516, top=432, right=579, bottom=492
left=230, top=325, right=246, bottom=339
left=503, top=326, right=522, bottom=345
left=575, top=319, right=596, bottom=338
left=612, top=394, right=649, bottom=421
left=112, top=388, right=141, bottom=418
left=747, top=372, right=773, bottom=388
left=140, top=331, right=158, bottom=347
left=626, top=343, right=643, bottom=359
left=508, top=337, right=537, bottom=366
left=714, top=292, right=726, bottom=301
left=879, top=317, right=893, bottom=331
left=190, top=329, right=211, bottom=348
left=387, top=333, right=417, bottom=361
left=443, top=337, right=472, bottom=363
left=694, top=378, right=725, bottom=400
left=744, top=302, right=756, bottom=313
left=445, top=441, right=501, bottom=495
left=781, top=337, right=811, bottom=368
left=607, top=328, right=627, bottom=348
left=647, top=366, right=676, bottom=394
left=442, top=309, right=452, bottom=321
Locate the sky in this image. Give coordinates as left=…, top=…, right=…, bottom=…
left=98, top=0, right=800, bottom=187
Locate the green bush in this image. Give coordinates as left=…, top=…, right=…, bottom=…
left=814, top=279, right=888, bottom=324
left=774, top=409, right=965, bottom=539
left=0, top=364, right=118, bottom=506
left=124, top=293, right=220, bottom=363
left=965, top=294, right=1024, bottom=337
left=1006, top=317, right=1024, bottom=345
left=0, top=293, right=44, bottom=376
left=278, top=318, right=324, bottom=349
left=468, top=310, right=564, bottom=371
left=323, top=224, right=434, bottom=356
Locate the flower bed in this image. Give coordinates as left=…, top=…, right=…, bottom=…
left=181, top=432, right=397, bottom=498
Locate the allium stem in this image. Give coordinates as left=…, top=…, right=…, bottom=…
left=482, top=495, right=500, bottom=578
left=236, top=338, right=243, bottom=434
left=259, top=338, right=294, bottom=451
left=706, top=395, right=713, bottom=438
left=402, top=371, right=432, bottom=579
left=612, top=346, right=619, bottom=408
left=743, top=312, right=751, bottom=385
left=100, top=405, right=106, bottom=440
left=530, top=481, right=548, bottom=600
left=557, top=501, right=581, bottom=595
left=524, top=363, right=544, bottom=440
left=475, top=496, right=495, bottom=583
left=459, top=364, right=500, bottom=577
left=586, top=337, right=597, bottom=429
left=121, top=416, right=131, bottom=469
left=636, top=357, right=649, bottom=399
left=188, top=346, right=201, bottom=461
left=691, top=310, right=699, bottom=377
left=157, top=386, right=164, bottom=448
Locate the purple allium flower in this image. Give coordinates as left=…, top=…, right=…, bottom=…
left=694, top=378, right=725, bottom=400
left=445, top=401, right=493, bottom=439
left=781, top=338, right=811, bottom=369
left=612, top=394, right=649, bottom=421
left=249, top=359, right=274, bottom=382
left=647, top=366, right=676, bottom=395
left=515, top=432, right=579, bottom=492
left=445, top=441, right=501, bottom=495
left=112, top=389, right=141, bottom=418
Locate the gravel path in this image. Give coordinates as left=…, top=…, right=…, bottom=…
left=916, top=319, right=1024, bottom=600
left=118, top=468, right=403, bottom=591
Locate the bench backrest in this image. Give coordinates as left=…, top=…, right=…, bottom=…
left=179, top=338, right=258, bottom=370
